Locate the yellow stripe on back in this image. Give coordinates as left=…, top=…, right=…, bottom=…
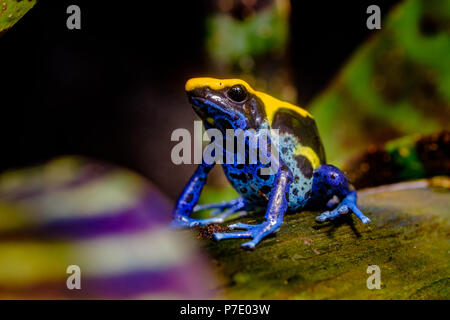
left=294, top=145, right=321, bottom=169
left=185, top=78, right=313, bottom=125
left=256, top=91, right=313, bottom=125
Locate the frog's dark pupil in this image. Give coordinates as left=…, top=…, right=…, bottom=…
left=228, top=85, right=247, bottom=102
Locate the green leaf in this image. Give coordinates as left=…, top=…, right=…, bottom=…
left=0, top=0, right=36, bottom=34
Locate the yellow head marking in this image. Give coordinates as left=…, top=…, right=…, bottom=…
left=185, top=78, right=313, bottom=125
left=185, top=78, right=254, bottom=93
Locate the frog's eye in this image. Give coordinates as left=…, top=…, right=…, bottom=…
left=227, top=85, right=247, bottom=102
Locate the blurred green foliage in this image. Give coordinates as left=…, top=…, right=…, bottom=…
left=201, top=0, right=449, bottom=199
left=310, top=0, right=450, bottom=167
left=385, top=134, right=427, bottom=180
left=206, top=1, right=289, bottom=70
left=0, top=0, right=36, bottom=34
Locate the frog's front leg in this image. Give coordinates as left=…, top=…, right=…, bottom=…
left=193, top=198, right=247, bottom=219
left=213, top=163, right=293, bottom=250
left=170, top=161, right=215, bottom=228
left=312, top=164, right=370, bottom=224
left=170, top=162, right=248, bottom=228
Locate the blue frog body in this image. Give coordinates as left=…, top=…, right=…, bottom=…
left=171, top=78, right=370, bottom=249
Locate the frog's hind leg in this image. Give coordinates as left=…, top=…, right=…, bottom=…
left=311, top=164, right=371, bottom=224
left=192, top=197, right=249, bottom=225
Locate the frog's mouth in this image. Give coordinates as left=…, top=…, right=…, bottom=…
left=189, top=96, right=243, bottom=130
left=189, top=96, right=232, bottom=117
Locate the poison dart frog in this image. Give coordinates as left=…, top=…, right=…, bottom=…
left=171, top=78, right=370, bottom=249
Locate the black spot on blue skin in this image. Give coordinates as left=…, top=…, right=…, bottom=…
left=282, top=147, right=288, bottom=154
left=185, top=193, right=194, bottom=203
left=294, top=176, right=300, bottom=182
left=286, top=174, right=293, bottom=184
left=260, top=185, right=271, bottom=195
left=230, top=173, right=247, bottom=182
left=240, top=187, right=248, bottom=193
left=236, top=164, right=244, bottom=169
left=293, top=188, right=298, bottom=196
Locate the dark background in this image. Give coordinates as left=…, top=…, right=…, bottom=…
left=0, top=0, right=399, bottom=199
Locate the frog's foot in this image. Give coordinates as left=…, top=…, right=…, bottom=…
left=315, top=191, right=370, bottom=224
left=196, top=197, right=248, bottom=222
left=213, top=221, right=280, bottom=250
left=193, top=198, right=244, bottom=216
left=170, top=198, right=248, bottom=229
left=169, top=216, right=225, bottom=229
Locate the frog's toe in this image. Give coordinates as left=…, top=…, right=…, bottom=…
left=193, top=198, right=248, bottom=223
left=214, top=209, right=248, bottom=222
left=241, top=241, right=257, bottom=250
left=197, top=216, right=229, bottom=225
left=169, top=217, right=200, bottom=229
left=214, top=221, right=279, bottom=249
left=213, top=231, right=251, bottom=241
left=315, top=202, right=371, bottom=224
left=316, top=204, right=349, bottom=222
left=193, top=198, right=243, bottom=213
left=349, top=203, right=371, bottom=224
left=169, top=216, right=225, bottom=229
left=315, top=210, right=340, bottom=223
left=360, top=216, right=371, bottom=224
left=228, top=222, right=258, bottom=230
left=170, top=206, right=250, bottom=230
left=193, top=203, right=228, bottom=212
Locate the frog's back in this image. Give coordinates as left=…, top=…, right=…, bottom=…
left=272, top=107, right=326, bottom=165
left=255, top=91, right=323, bottom=159
left=262, top=95, right=326, bottom=210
